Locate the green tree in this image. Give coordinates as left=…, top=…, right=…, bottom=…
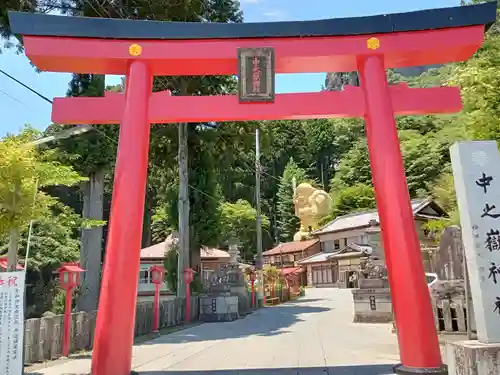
left=303, top=119, right=345, bottom=190
left=0, top=128, right=85, bottom=271
left=276, top=158, right=308, bottom=242
left=163, top=247, right=178, bottom=293
left=0, top=203, right=85, bottom=317
left=331, top=139, right=372, bottom=190
left=212, top=122, right=260, bottom=204
left=399, top=130, right=445, bottom=196
left=328, top=183, right=376, bottom=220
left=451, top=36, right=500, bottom=144
left=219, top=199, right=270, bottom=261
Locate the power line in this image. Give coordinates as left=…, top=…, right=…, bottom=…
left=1, top=66, right=279, bottom=185
left=0, top=67, right=120, bottom=147
left=0, top=73, right=220, bottom=201
left=0, top=69, right=53, bottom=104
left=0, top=88, right=32, bottom=109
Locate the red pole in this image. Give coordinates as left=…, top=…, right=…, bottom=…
left=185, top=282, right=191, bottom=323
left=91, top=60, right=152, bottom=375
left=63, top=287, right=73, bottom=357
left=153, top=283, right=160, bottom=332
left=251, top=280, right=255, bottom=308
left=358, top=55, right=444, bottom=373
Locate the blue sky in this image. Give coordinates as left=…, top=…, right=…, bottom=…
left=0, top=0, right=460, bottom=136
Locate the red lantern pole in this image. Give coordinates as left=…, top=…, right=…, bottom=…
left=56, top=263, right=85, bottom=358
left=287, top=277, right=291, bottom=299
left=249, top=271, right=256, bottom=308
left=150, top=265, right=165, bottom=333
left=251, top=279, right=255, bottom=308
left=184, top=268, right=194, bottom=323
left=185, top=281, right=191, bottom=323
left=153, top=282, right=160, bottom=332
left=63, top=287, right=73, bottom=357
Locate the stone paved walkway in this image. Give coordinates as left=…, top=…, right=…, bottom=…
left=27, top=288, right=401, bottom=375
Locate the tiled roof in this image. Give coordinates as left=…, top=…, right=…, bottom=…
left=200, top=247, right=230, bottom=259
left=262, top=239, right=318, bottom=256
left=313, top=199, right=430, bottom=236
left=140, top=241, right=171, bottom=259
left=328, top=251, right=365, bottom=260
left=328, top=243, right=373, bottom=260
left=140, top=235, right=229, bottom=260
left=346, top=243, right=373, bottom=254
left=298, top=252, right=332, bottom=264
left=280, top=267, right=305, bottom=276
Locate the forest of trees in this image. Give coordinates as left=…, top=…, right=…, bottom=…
left=0, top=0, right=499, bottom=316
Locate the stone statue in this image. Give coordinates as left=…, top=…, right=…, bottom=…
left=293, top=183, right=332, bottom=241
left=360, top=258, right=386, bottom=280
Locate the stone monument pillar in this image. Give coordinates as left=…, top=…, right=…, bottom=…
left=446, top=141, right=500, bottom=375
left=227, top=243, right=252, bottom=317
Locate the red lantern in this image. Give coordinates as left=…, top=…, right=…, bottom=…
left=184, top=268, right=195, bottom=284
left=56, top=262, right=85, bottom=357
left=249, top=270, right=256, bottom=283
left=150, top=265, right=165, bottom=285
left=149, top=265, right=166, bottom=332
left=57, top=262, right=84, bottom=290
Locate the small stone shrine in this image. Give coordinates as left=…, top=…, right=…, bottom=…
left=199, top=244, right=251, bottom=322
left=352, top=257, right=392, bottom=323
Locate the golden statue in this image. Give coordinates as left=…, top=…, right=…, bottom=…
left=293, top=183, right=332, bottom=241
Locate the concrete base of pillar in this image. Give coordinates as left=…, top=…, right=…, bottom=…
left=446, top=340, right=500, bottom=375
left=393, top=364, right=448, bottom=374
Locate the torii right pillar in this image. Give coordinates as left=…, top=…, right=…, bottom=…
left=359, top=55, right=445, bottom=374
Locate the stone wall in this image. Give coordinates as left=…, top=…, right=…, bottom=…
left=23, top=297, right=199, bottom=364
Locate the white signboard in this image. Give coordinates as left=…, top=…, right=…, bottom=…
left=451, top=141, right=500, bottom=343
left=0, top=271, right=25, bottom=375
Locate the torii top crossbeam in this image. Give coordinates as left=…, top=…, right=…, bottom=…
left=8, top=2, right=497, bottom=76
left=7, top=3, right=498, bottom=124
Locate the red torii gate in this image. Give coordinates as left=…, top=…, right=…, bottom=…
left=8, top=3, right=497, bottom=375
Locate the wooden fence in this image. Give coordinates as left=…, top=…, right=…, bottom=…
left=431, top=296, right=471, bottom=335
left=23, top=296, right=199, bottom=364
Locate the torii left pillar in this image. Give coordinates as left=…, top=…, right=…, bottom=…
left=91, top=60, right=152, bottom=375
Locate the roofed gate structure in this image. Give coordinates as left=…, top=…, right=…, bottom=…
left=8, top=3, right=497, bottom=375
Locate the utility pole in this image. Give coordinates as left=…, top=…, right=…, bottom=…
left=255, top=126, right=264, bottom=307
left=177, top=121, right=189, bottom=298
left=7, top=183, right=21, bottom=271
